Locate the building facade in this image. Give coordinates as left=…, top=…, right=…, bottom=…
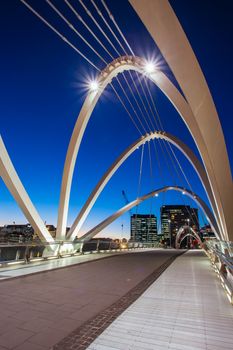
left=161, top=205, right=199, bottom=245
left=130, top=214, right=157, bottom=242
left=0, top=224, right=34, bottom=242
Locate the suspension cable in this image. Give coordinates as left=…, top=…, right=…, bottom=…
left=101, top=0, right=134, bottom=55
left=159, top=139, right=198, bottom=223
left=99, top=0, right=199, bottom=234
left=64, top=0, right=114, bottom=59
left=50, top=0, right=147, bottom=135
left=101, top=0, right=199, bottom=232
left=22, top=0, right=199, bottom=227
left=48, top=0, right=149, bottom=134
left=163, top=142, right=199, bottom=226
left=169, top=144, right=194, bottom=191
left=146, top=76, right=197, bottom=196
left=148, top=141, right=154, bottom=238
left=144, top=76, right=198, bottom=219
left=124, top=74, right=152, bottom=132
left=137, top=143, right=145, bottom=199
left=110, top=83, right=142, bottom=135
left=114, top=77, right=147, bottom=134
left=76, top=0, right=150, bottom=133
left=46, top=0, right=108, bottom=65
left=91, top=0, right=128, bottom=55
left=148, top=141, right=153, bottom=191
left=151, top=139, right=167, bottom=236
left=99, top=0, right=157, bottom=130
left=88, top=0, right=154, bottom=131
left=133, top=74, right=157, bottom=130
left=20, top=0, right=100, bottom=71
left=99, top=0, right=157, bottom=131
left=20, top=0, right=143, bottom=135
left=143, top=79, right=162, bottom=130
left=100, top=0, right=183, bottom=170
left=97, top=0, right=173, bottom=138
left=135, top=143, right=145, bottom=215
left=149, top=85, right=200, bottom=228
left=66, top=0, right=147, bottom=135
left=100, top=0, right=199, bottom=229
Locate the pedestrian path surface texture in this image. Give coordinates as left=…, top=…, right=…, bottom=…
left=0, top=251, right=128, bottom=280
left=0, top=249, right=178, bottom=350
left=87, top=250, right=233, bottom=350
left=0, top=249, right=232, bottom=350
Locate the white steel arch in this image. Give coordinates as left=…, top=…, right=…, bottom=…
left=130, top=0, right=233, bottom=239
left=67, top=130, right=220, bottom=241
left=56, top=55, right=228, bottom=241
left=78, top=186, right=219, bottom=242
left=0, top=136, right=54, bottom=243
left=175, top=225, right=202, bottom=249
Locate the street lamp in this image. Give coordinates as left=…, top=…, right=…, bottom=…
left=186, top=218, right=191, bottom=248
left=168, top=219, right=171, bottom=248
left=89, top=80, right=99, bottom=92
left=144, top=61, right=155, bottom=74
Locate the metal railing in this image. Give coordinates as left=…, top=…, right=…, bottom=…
left=204, top=239, right=233, bottom=304
left=0, top=240, right=160, bottom=267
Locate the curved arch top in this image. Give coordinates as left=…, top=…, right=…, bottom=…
left=175, top=225, right=202, bottom=249
left=66, top=130, right=220, bottom=241
left=56, top=54, right=229, bottom=241
left=78, top=186, right=219, bottom=242
left=130, top=0, right=233, bottom=238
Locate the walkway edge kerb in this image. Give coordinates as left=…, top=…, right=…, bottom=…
left=51, top=250, right=185, bottom=350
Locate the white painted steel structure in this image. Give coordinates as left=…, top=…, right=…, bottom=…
left=66, top=131, right=219, bottom=241
left=0, top=137, right=54, bottom=242
left=56, top=55, right=230, bottom=241
left=79, top=186, right=219, bottom=242
left=1, top=1, right=232, bottom=243
left=130, top=0, right=233, bottom=240
left=175, top=225, right=203, bottom=249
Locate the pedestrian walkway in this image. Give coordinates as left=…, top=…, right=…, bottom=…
left=0, top=249, right=149, bottom=280
left=87, top=250, right=233, bottom=350
left=0, top=249, right=178, bottom=350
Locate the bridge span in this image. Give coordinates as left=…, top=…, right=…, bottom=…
left=0, top=248, right=232, bottom=350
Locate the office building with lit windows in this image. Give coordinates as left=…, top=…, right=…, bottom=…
left=130, top=214, right=157, bottom=242
left=161, top=205, right=199, bottom=245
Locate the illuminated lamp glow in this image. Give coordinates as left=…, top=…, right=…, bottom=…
left=145, top=61, right=155, bottom=74
left=89, top=80, right=99, bottom=92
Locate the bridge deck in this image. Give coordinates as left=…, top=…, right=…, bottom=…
left=0, top=250, right=136, bottom=280
left=0, top=249, right=179, bottom=350
left=87, top=250, right=233, bottom=350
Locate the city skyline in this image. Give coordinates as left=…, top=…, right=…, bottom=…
left=0, top=0, right=232, bottom=239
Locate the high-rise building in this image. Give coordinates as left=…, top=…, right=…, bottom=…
left=161, top=205, right=199, bottom=245
left=130, top=214, right=157, bottom=242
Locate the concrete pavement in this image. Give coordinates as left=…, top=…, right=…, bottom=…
left=0, top=249, right=180, bottom=350
left=87, top=250, right=233, bottom=350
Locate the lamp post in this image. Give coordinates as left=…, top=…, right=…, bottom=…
left=187, top=218, right=190, bottom=248
left=168, top=219, right=171, bottom=248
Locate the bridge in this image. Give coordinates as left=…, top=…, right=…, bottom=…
left=0, top=0, right=232, bottom=349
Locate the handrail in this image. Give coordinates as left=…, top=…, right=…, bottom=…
left=0, top=240, right=159, bottom=267
left=205, top=239, right=233, bottom=304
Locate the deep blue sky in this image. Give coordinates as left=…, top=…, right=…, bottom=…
left=0, top=0, right=232, bottom=238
